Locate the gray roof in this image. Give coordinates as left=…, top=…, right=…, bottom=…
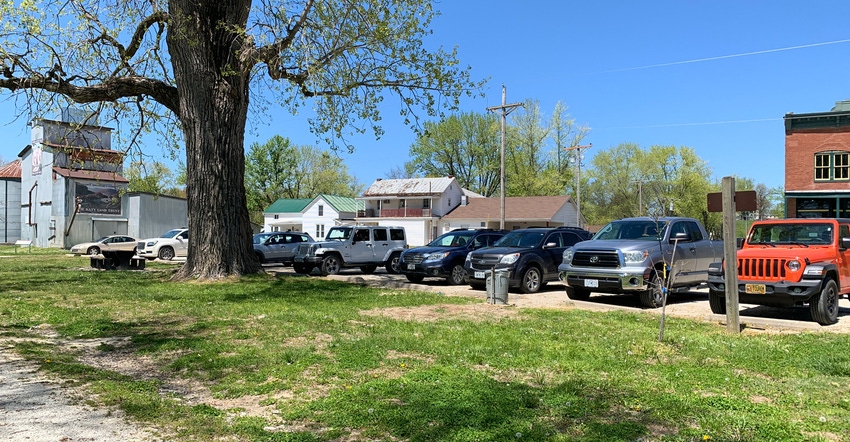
left=361, top=177, right=459, bottom=197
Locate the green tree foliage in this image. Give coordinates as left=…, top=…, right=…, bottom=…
left=406, top=112, right=501, bottom=196
left=583, top=144, right=717, bottom=232
left=0, top=1, right=481, bottom=280
left=124, top=160, right=185, bottom=197
left=245, top=135, right=361, bottom=224
left=405, top=101, right=588, bottom=197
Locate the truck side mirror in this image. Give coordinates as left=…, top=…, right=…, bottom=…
left=670, top=232, right=691, bottom=243
left=736, top=238, right=744, bottom=249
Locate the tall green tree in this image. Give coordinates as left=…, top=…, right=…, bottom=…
left=0, top=1, right=481, bottom=280
left=124, top=160, right=185, bottom=197
left=245, top=135, right=361, bottom=224
left=583, top=144, right=716, bottom=230
left=406, top=112, right=501, bottom=196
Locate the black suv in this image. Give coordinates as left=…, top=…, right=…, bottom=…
left=464, top=226, right=591, bottom=293
left=399, top=228, right=507, bottom=285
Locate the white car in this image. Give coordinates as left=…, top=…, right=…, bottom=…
left=70, top=235, right=138, bottom=256
left=136, top=228, right=189, bottom=261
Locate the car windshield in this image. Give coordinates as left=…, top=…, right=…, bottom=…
left=593, top=221, right=668, bottom=241
left=494, top=231, right=545, bottom=248
left=160, top=229, right=183, bottom=239
left=94, top=236, right=109, bottom=243
left=427, top=231, right=475, bottom=247
left=326, top=227, right=352, bottom=241
left=748, top=223, right=833, bottom=245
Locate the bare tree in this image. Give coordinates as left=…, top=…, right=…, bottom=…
left=0, top=1, right=481, bottom=280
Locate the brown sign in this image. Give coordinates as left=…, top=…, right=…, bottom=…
left=707, top=190, right=757, bottom=212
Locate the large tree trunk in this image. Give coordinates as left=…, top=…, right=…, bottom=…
left=167, top=0, right=261, bottom=280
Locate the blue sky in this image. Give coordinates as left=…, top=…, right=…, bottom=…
left=3, top=1, right=850, bottom=191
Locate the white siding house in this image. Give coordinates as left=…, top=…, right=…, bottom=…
left=264, top=195, right=361, bottom=238
left=356, top=177, right=477, bottom=246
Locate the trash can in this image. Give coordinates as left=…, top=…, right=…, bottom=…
left=485, top=269, right=509, bottom=305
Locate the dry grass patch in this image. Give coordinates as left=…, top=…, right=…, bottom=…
left=359, top=303, right=519, bottom=322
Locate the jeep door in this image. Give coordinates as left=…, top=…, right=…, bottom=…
left=839, top=224, right=850, bottom=291
left=350, top=228, right=374, bottom=262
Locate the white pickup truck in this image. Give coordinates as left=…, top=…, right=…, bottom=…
left=558, top=217, right=723, bottom=307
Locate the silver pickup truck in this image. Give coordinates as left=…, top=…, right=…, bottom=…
left=558, top=217, right=723, bottom=307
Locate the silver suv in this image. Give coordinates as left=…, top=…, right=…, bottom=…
left=136, top=228, right=189, bottom=261
left=253, top=231, right=314, bottom=265
left=293, top=225, right=407, bottom=275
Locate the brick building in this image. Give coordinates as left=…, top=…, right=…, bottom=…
left=784, top=100, right=850, bottom=217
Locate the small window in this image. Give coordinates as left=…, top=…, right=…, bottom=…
left=318, top=205, right=324, bottom=216
left=316, top=224, right=325, bottom=239
left=423, top=199, right=430, bottom=209
left=353, top=229, right=370, bottom=241
left=390, top=229, right=405, bottom=241
left=373, top=228, right=388, bottom=241
left=274, top=214, right=279, bottom=219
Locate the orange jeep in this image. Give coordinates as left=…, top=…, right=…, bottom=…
left=707, top=218, right=850, bottom=325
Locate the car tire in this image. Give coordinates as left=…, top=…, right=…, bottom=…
left=321, top=255, right=341, bottom=276
left=810, top=279, right=840, bottom=325
left=406, top=274, right=425, bottom=283
left=158, top=247, right=175, bottom=261
left=87, top=246, right=101, bottom=256
left=293, top=264, right=312, bottom=274
left=360, top=265, right=377, bottom=274
left=447, top=264, right=467, bottom=285
left=565, top=286, right=591, bottom=301
left=708, top=290, right=726, bottom=314
left=638, top=271, right=664, bottom=308
left=255, top=253, right=265, bottom=264
left=385, top=252, right=401, bottom=274
left=520, top=266, right=542, bottom=294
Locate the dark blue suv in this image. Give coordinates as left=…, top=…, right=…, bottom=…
left=465, top=226, right=592, bottom=293
left=400, top=228, right=508, bottom=285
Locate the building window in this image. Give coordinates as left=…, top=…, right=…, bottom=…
left=814, top=151, right=850, bottom=181
left=318, top=205, right=324, bottom=216
left=274, top=214, right=279, bottom=219
left=316, top=224, right=325, bottom=239
left=422, top=199, right=430, bottom=209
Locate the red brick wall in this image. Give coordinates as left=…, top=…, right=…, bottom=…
left=786, top=127, right=850, bottom=192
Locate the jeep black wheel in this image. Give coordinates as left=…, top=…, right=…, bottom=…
left=360, top=265, right=377, bottom=274
left=293, top=264, right=311, bottom=274
left=405, top=274, right=425, bottom=283
left=810, top=279, right=840, bottom=325
left=385, top=252, right=401, bottom=274
left=520, top=266, right=542, bottom=293
left=158, top=247, right=175, bottom=261
left=638, top=271, right=664, bottom=308
left=321, top=255, right=341, bottom=275
left=565, top=286, right=591, bottom=301
left=447, top=264, right=467, bottom=285
left=708, top=290, right=726, bottom=314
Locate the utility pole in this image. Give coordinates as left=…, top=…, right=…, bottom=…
left=564, top=143, right=592, bottom=228
left=632, top=179, right=645, bottom=216
left=486, top=85, right=523, bottom=229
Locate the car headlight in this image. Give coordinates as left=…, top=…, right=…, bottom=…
left=465, top=253, right=473, bottom=263
left=623, top=250, right=649, bottom=264
left=146, top=240, right=158, bottom=247
left=424, top=252, right=449, bottom=262
left=562, top=248, right=574, bottom=264
left=500, top=253, right=520, bottom=265
left=787, top=260, right=801, bottom=272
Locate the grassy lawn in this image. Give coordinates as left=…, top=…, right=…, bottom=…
left=1, top=247, right=849, bottom=441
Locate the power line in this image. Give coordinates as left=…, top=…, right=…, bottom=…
left=598, top=38, right=850, bottom=74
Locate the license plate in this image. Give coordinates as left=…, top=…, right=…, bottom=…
left=584, top=279, right=599, bottom=288
left=407, top=264, right=415, bottom=270
left=745, top=284, right=766, bottom=294
left=474, top=271, right=485, bottom=279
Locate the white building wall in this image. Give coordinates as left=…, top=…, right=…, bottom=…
left=302, top=198, right=342, bottom=240
left=376, top=218, right=430, bottom=247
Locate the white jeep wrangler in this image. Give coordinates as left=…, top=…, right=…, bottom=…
left=293, top=226, right=407, bottom=275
